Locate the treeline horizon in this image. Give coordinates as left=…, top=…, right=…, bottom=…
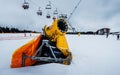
left=0, top=26, right=37, bottom=33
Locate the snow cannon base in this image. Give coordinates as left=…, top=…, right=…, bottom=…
left=11, top=35, right=72, bottom=68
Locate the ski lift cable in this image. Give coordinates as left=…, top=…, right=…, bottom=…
left=28, top=0, right=43, bottom=14
left=29, top=0, right=60, bottom=16
left=67, top=0, right=82, bottom=21
left=67, top=0, right=82, bottom=32
left=50, top=1, right=63, bottom=14
left=28, top=0, right=40, bottom=7
left=49, top=1, right=71, bottom=29
left=68, top=21, right=75, bottom=30
left=45, top=0, right=61, bottom=18
left=50, top=0, right=75, bottom=31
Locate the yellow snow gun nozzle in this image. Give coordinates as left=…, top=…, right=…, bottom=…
left=44, top=18, right=68, bottom=38
left=44, top=18, right=69, bottom=56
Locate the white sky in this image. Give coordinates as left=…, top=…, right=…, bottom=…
left=0, top=0, right=120, bottom=32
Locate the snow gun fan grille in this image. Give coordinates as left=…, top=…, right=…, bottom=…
left=57, top=19, right=68, bottom=33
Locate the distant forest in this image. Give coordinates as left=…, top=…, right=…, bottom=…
left=0, top=26, right=36, bottom=33
left=0, top=26, right=95, bottom=34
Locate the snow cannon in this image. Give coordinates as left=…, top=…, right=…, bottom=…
left=44, top=18, right=69, bottom=56
left=11, top=18, right=72, bottom=68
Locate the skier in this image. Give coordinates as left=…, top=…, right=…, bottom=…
left=106, top=33, right=109, bottom=38
left=117, top=34, right=119, bottom=40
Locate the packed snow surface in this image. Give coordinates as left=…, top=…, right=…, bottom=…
left=0, top=33, right=120, bottom=75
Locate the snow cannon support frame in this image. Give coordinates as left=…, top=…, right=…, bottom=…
left=11, top=18, right=72, bottom=68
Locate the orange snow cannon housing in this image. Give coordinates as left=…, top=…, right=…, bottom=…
left=11, top=18, right=72, bottom=68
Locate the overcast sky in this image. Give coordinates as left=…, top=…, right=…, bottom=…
left=0, top=0, right=120, bottom=32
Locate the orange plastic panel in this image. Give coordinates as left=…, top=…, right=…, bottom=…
left=11, top=35, right=42, bottom=68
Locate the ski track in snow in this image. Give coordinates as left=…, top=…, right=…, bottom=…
left=0, top=34, right=120, bottom=75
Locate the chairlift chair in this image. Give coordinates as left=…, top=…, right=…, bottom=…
left=46, top=13, right=51, bottom=18
left=22, top=2, right=29, bottom=9
left=37, top=7, right=42, bottom=16
left=37, top=10, right=42, bottom=16
left=53, top=9, right=58, bottom=15
left=59, top=14, right=67, bottom=19
left=64, top=14, right=67, bottom=18
left=45, top=1, right=52, bottom=9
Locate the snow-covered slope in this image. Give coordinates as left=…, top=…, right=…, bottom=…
left=0, top=34, right=120, bottom=75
